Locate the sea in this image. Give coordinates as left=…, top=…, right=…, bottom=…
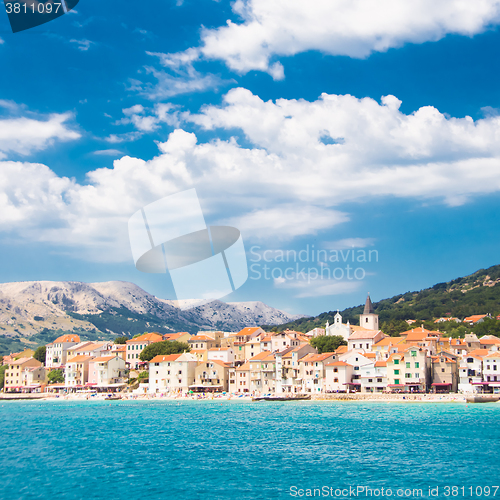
left=2, top=400, right=499, bottom=500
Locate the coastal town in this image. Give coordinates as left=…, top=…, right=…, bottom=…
left=2, top=295, right=500, bottom=398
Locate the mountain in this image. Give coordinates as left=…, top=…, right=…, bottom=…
left=269, top=264, right=500, bottom=333
left=0, top=280, right=303, bottom=355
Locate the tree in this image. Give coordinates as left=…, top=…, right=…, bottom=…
left=139, top=341, right=190, bottom=362
left=0, top=364, right=7, bottom=389
left=33, top=346, right=46, bottom=364
left=114, top=336, right=128, bottom=344
left=310, top=335, right=347, bottom=354
left=48, top=369, right=64, bottom=384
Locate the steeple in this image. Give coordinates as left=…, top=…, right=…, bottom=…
left=360, top=293, right=378, bottom=330
left=363, top=293, right=375, bottom=315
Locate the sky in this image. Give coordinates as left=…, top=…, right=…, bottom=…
left=1, top=0, right=500, bottom=317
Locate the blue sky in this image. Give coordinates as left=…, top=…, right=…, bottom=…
left=1, top=0, right=500, bottom=317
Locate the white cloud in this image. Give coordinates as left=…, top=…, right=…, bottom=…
left=93, top=149, right=124, bottom=156
left=0, top=37, right=4, bottom=45
left=137, top=49, right=233, bottom=99
left=3, top=89, right=500, bottom=262
left=221, top=205, right=349, bottom=241
left=0, top=112, right=80, bottom=158
left=70, top=39, right=95, bottom=51
left=199, top=0, right=500, bottom=77
left=274, top=276, right=363, bottom=298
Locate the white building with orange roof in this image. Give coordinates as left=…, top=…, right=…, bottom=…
left=325, top=311, right=352, bottom=340
left=260, top=334, right=273, bottom=352
left=65, top=355, right=94, bottom=388
left=148, top=352, right=198, bottom=393
left=271, top=330, right=302, bottom=353
left=479, top=335, right=500, bottom=352
left=46, top=333, right=81, bottom=368
left=483, top=352, right=500, bottom=391
left=339, top=351, right=376, bottom=392
left=208, top=347, right=235, bottom=364
left=459, top=351, right=485, bottom=393
left=126, top=333, right=163, bottom=369
left=110, top=344, right=127, bottom=361
left=464, top=314, right=491, bottom=325
left=348, top=329, right=385, bottom=352
left=359, top=360, right=388, bottom=393
left=235, top=362, right=251, bottom=393
left=324, top=361, right=354, bottom=392
left=300, top=352, right=337, bottom=393
left=88, top=355, right=127, bottom=388
left=247, top=351, right=277, bottom=393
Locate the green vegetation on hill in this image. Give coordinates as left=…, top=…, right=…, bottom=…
left=67, top=307, right=188, bottom=337
left=268, top=264, right=500, bottom=336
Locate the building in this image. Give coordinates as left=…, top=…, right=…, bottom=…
left=386, top=347, right=430, bottom=393
left=325, top=311, right=351, bottom=341
left=193, top=360, right=230, bottom=392
left=4, top=357, right=42, bottom=391
left=65, top=355, right=94, bottom=388
left=359, top=294, right=379, bottom=330
left=148, top=352, right=198, bottom=393
left=208, top=347, right=235, bottom=364
left=324, top=361, right=353, bottom=392
left=126, top=333, right=163, bottom=369
left=88, top=355, right=127, bottom=388
left=430, top=352, right=459, bottom=393
left=45, top=334, right=81, bottom=368
left=300, top=352, right=337, bottom=393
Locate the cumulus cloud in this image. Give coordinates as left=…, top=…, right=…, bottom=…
left=198, top=0, right=500, bottom=77
left=0, top=111, right=80, bottom=159
left=2, top=89, right=500, bottom=262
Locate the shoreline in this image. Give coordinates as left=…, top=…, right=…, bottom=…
left=0, top=393, right=486, bottom=404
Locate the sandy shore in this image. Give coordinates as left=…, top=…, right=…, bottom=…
left=2, top=392, right=475, bottom=403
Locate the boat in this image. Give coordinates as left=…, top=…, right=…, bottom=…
left=465, top=395, right=500, bottom=403
left=105, top=394, right=122, bottom=401
left=252, top=395, right=311, bottom=402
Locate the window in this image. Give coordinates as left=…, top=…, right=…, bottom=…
left=410, top=351, right=416, bottom=357
left=441, top=368, right=445, bottom=373
left=334, top=368, right=338, bottom=373
left=368, top=379, right=373, bottom=383
left=415, top=362, right=419, bottom=368
left=395, top=379, right=400, bottom=385
left=394, top=369, right=400, bottom=375
left=334, top=378, right=338, bottom=383
left=377, top=378, right=382, bottom=383
left=405, top=373, right=411, bottom=378
left=406, top=362, right=410, bottom=368
left=394, top=359, right=399, bottom=365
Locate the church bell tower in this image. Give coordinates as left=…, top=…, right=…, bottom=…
left=359, top=293, right=378, bottom=330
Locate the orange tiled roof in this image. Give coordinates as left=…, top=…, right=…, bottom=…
left=67, top=355, right=93, bottom=363
left=149, top=354, right=182, bottom=363
left=237, top=327, right=262, bottom=336
left=480, top=336, right=500, bottom=345
left=189, top=335, right=215, bottom=342
left=53, top=334, right=81, bottom=344
left=348, top=330, right=382, bottom=340
left=92, top=355, right=116, bottom=363
left=374, top=337, right=403, bottom=347
left=128, top=333, right=163, bottom=343
left=464, top=315, right=487, bottom=323
left=375, top=361, right=387, bottom=367
left=468, top=349, right=490, bottom=357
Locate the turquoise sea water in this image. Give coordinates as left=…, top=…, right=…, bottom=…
left=2, top=400, right=499, bottom=500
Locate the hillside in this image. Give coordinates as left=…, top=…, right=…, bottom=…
left=269, top=264, right=500, bottom=333
left=0, top=280, right=302, bottom=355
